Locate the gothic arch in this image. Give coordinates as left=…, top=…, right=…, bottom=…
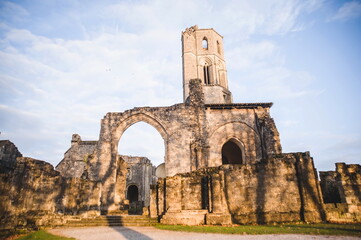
left=199, top=57, right=213, bottom=85
left=209, top=120, right=258, bottom=138
left=112, top=112, right=169, bottom=166
left=221, top=138, right=245, bottom=164
left=114, top=113, right=168, bottom=142
left=208, top=121, right=262, bottom=166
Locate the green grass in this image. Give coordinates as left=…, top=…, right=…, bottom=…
left=16, top=230, right=75, bottom=240
left=155, top=223, right=361, bottom=236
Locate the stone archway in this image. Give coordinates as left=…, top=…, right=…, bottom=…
left=208, top=121, right=262, bottom=167
left=221, top=138, right=245, bottom=164
left=127, top=185, right=139, bottom=203
left=113, top=113, right=168, bottom=165
left=96, top=111, right=170, bottom=212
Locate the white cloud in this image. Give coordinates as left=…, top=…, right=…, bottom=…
left=1, top=0, right=348, bottom=171
left=329, top=1, right=361, bottom=21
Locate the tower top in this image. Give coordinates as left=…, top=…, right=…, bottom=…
left=182, top=26, right=232, bottom=104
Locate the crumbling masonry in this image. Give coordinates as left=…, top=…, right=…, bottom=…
left=0, top=26, right=360, bottom=230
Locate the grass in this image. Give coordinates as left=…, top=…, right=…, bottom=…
left=155, top=223, right=361, bottom=236
left=15, top=230, right=75, bottom=240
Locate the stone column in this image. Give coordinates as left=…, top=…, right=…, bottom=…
left=206, top=170, right=232, bottom=225
left=149, top=184, right=158, bottom=218
left=165, top=176, right=182, bottom=212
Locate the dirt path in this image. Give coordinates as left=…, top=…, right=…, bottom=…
left=49, top=226, right=360, bottom=240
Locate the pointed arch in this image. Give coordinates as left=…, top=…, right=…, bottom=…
left=199, top=57, right=213, bottom=85
left=208, top=121, right=263, bottom=166
left=114, top=113, right=168, bottom=143
left=112, top=112, right=169, bottom=171
left=221, top=138, right=245, bottom=164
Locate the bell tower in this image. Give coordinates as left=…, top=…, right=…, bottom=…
left=182, top=25, right=232, bottom=104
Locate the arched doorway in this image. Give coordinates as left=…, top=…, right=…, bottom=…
left=221, top=139, right=244, bottom=164
left=127, top=185, right=139, bottom=203
left=118, top=120, right=166, bottom=209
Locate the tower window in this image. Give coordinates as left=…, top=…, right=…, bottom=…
left=202, top=38, right=208, bottom=49
left=203, top=65, right=210, bottom=85
left=217, top=41, right=221, bottom=54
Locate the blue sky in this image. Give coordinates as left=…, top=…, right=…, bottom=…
left=0, top=0, right=360, bottom=171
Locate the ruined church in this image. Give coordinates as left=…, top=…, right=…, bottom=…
left=0, top=26, right=360, bottom=230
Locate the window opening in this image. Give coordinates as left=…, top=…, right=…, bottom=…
left=202, top=38, right=208, bottom=49
left=127, top=185, right=139, bottom=203
left=221, top=140, right=243, bottom=164
left=203, top=65, right=210, bottom=85
left=201, top=176, right=209, bottom=210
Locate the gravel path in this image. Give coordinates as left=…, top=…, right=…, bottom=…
left=49, top=226, right=360, bottom=240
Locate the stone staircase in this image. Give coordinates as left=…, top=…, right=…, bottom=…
left=65, top=215, right=158, bottom=227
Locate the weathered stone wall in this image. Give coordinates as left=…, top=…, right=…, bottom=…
left=53, top=77, right=282, bottom=213
left=154, top=152, right=325, bottom=225
left=56, top=134, right=97, bottom=178
left=121, top=155, right=156, bottom=206
left=320, top=171, right=342, bottom=203
left=336, top=163, right=361, bottom=207
left=319, top=163, right=361, bottom=223
left=0, top=140, right=22, bottom=173
left=0, top=157, right=101, bottom=231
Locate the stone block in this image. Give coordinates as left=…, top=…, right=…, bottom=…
left=161, top=210, right=207, bottom=225
left=206, top=213, right=232, bottom=225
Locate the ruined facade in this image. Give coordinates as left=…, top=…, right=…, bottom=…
left=121, top=155, right=156, bottom=207
left=320, top=163, right=361, bottom=223
left=1, top=26, right=360, bottom=230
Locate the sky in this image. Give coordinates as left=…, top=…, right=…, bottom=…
left=0, top=0, right=360, bottom=171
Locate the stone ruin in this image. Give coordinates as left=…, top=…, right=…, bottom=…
left=0, top=26, right=360, bottom=231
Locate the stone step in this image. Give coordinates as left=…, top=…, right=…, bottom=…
left=67, top=220, right=157, bottom=224
left=65, top=222, right=155, bottom=227
left=64, top=215, right=158, bottom=227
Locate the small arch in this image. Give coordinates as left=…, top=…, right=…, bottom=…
left=127, top=185, right=139, bottom=203
left=202, top=37, right=208, bottom=49
left=221, top=138, right=244, bottom=164
left=200, top=57, right=213, bottom=85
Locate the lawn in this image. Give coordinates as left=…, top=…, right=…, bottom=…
left=155, top=223, right=361, bottom=237
left=15, top=230, right=75, bottom=240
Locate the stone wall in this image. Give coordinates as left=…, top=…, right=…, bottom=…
left=153, top=152, right=325, bottom=225
left=336, top=163, right=361, bottom=207
left=0, top=140, right=22, bottom=173
left=56, top=134, right=97, bottom=178
left=0, top=157, right=101, bottom=231
left=320, top=163, right=361, bottom=223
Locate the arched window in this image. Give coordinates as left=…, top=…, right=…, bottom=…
left=202, top=38, right=208, bottom=49
left=221, top=139, right=244, bottom=164
left=127, top=185, right=139, bottom=203
left=203, top=64, right=210, bottom=85
left=217, top=40, right=221, bottom=54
